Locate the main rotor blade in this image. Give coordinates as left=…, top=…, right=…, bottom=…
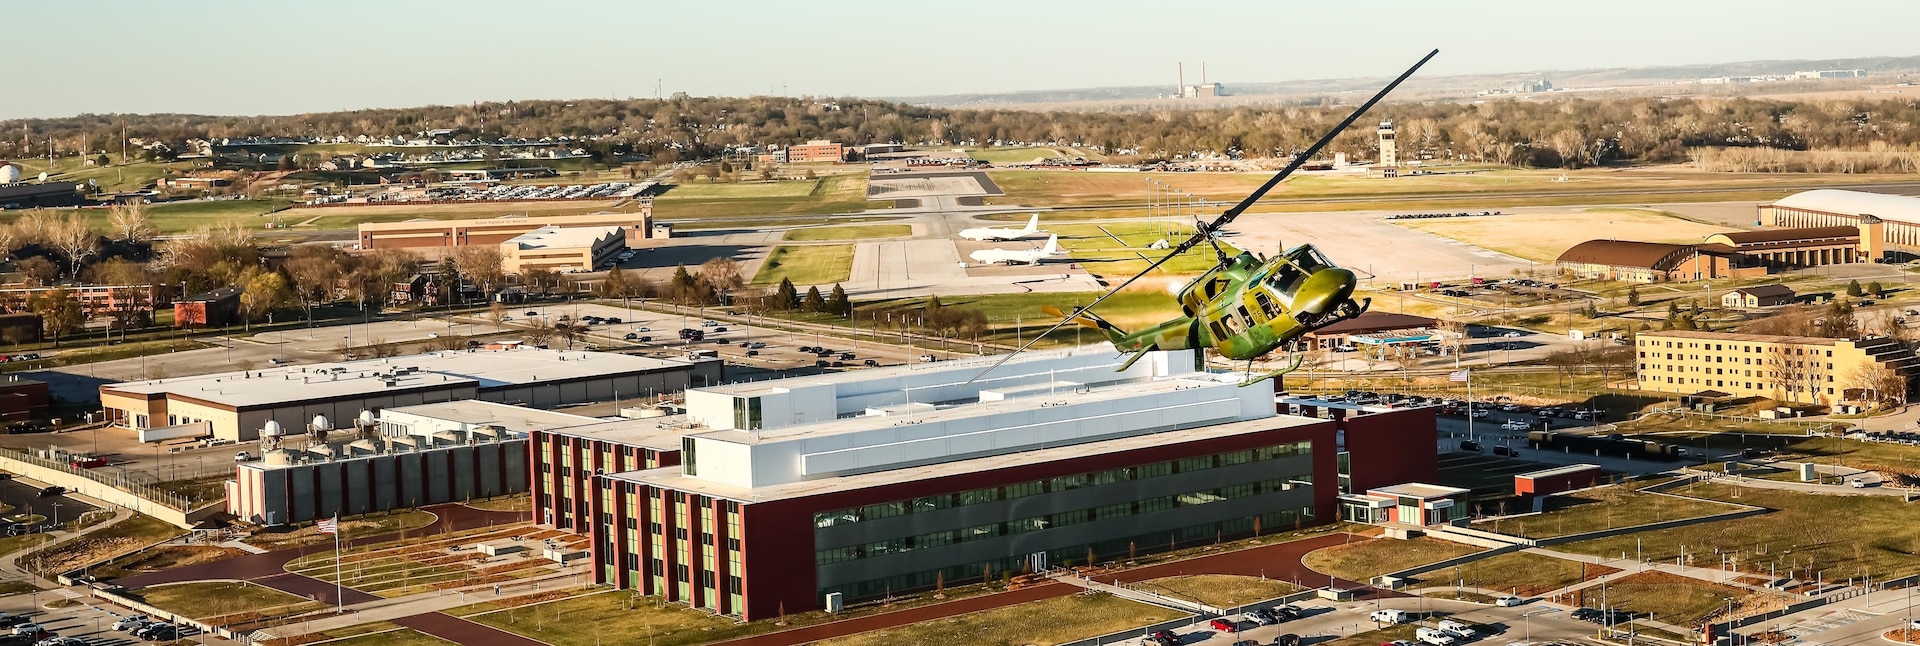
left=1210, top=48, right=1438, bottom=232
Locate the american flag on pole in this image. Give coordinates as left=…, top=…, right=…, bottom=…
left=316, top=516, right=338, bottom=535
left=1448, top=369, right=1471, bottom=383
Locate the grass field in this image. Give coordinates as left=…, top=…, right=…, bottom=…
left=816, top=592, right=1180, bottom=646
left=751, top=244, right=854, bottom=287
left=1301, top=537, right=1483, bottom=582
left=1598, top=571, right=1753, bottom=627
left=4, top=158, right=197, bottom=193
left=981, top=166, right=1920, bottom=209
left=1484, top=488, right=1746, bottom=539
left=139, top=581, right=323, bottom=620
left=20, top=513, right=185, bottom=577
left=783, top=224, right=912, bottom=241
left=321, top=629, right=455, bottom=646
left=653, top=175, right=889, bottom=218
left=1393, top=208, right=1739, bottom=262
left=968, top=147, right=1067, bottom=164
left=1050, top=222, right=1222, bottom=280
left=1558, top=481, right=1920, bottom=579
left=245, top=509, right=438, bottom=550
left=468, top=590, right=766, bottom=646
left=1139, top=575, right=1300, bottom=607
left=1407, top=551, right=1608, bottom=597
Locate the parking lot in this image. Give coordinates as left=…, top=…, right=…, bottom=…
left=1145, top=595, right=1606, bottom=646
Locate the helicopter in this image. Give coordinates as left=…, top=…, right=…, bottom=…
left=974, top=49, right=1438, bottom=387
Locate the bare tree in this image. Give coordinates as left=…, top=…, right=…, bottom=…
left=1766, top=344, right=1815, bottom=404
left=107, top=201, right=155, bottom=245
left=284, top=245, right=345, bottom=325
left=44, top=213, right=100, bottom=278
left=450, top=245, right=505, bottom=298
left=698, top=257, right=744, bottom=303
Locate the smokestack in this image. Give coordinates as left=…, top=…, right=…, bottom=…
left=1178, top=63, right=1184, bottom=97
left=1202, top=62, right=1207, bottom=85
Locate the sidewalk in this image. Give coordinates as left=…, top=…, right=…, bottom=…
left=247, top=564, right=588, bottom=640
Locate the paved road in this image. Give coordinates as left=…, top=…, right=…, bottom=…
left=0, top=480, right=98, bottom=526
left=395, top=611, right=549, bottom=646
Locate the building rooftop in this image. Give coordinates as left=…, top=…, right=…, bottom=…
left=1368, top=482, right=1469, bottom=499
left=1309, top=311, right=1438, bottom=336
left=1771, top=189, right=1920, bottom=226
left=611, top=413, right=1325, bottom=503
left=540, top=415, right=693, bottom=452
left=1710, top=226, right=1859, bottom=245
left=1515, top=464, right=1601, bottom=480
left=1729, top=284, right=1796, bottom=297
left=1639, top=330, right=1840, bottom=346
left=1555, top=240, right=1691, bottom=269
left=101, top=349, right=691, bottom=409
left=505, top=225, right=623, bottom=250
left=381, top=400, right=599, bottom=435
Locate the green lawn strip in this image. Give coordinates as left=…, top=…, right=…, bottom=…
left=1482, top=489, right=1747, bottom=539
left=1557, top=481, right=1920, bottom=579
left=1301, top=537, right=1483, bottom=582
left=782, top=224, right=912, bottom=241
left=137, top=581, right=323, bottom=620
left=750, top=244, right=853, bottom=287
left=1658, top=432, right=1920, bottom=475
left=967, top=148, right=1066, bottom=164
left=1406, top=551, right=1600, bottom=597
left=815, top=592, right=1181, bottom=646
left=314, top=627, right=455, bottom=646
left=1, top=339, right=212, bottom=373
left=1137, top=574, right=1300, bottom=608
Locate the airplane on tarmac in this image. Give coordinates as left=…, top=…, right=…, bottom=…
left=968, top=234, right=1063, bottom=266
left=958, top=214, right=1042, bottom=241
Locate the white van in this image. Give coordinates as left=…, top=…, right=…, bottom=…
left=1370, top=609, right=1411, bottom=624
left=1414, top=627, right=1457, bottom=646
left=1436, top=619, right=1476, bottom=638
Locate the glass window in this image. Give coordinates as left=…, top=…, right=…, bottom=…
left=962, top=524, right=1000, bottom=542
left=1095, top=503, right=1132, bottom=520
left=1136, top=462, right=1173, bottom=479
left=956, top=488, right=999, bottom=506
left=859, top=501, right=906, bottom=520
left=1092, top=468, right=1130, bottom=486
left=1052, top=509, right=1090, bottom=527
left=1009, top=517, right=1050, bottom=533
left=1178, top=490, right=1226, bottom=507
left=1138, top=496, right=1174, bottom=514
left=1004, top=481, right=1044, bottom=499
left=911, top=495, right=950, bottom=513
left=1050, top=474, right=1089, bottom=491
left=1220, top=450, right=1254, bottom=466
left=1177, top=457, right=1213, bottom=473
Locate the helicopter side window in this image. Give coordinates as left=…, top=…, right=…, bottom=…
left=1253, top=292, right=1281, bottom=320
left=1217, top=310, right=1242, bottom=338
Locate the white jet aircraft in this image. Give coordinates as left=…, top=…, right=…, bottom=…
left=958, top=214, right=1042, bottom=241
left=968, top=234, right=1063, bottom=266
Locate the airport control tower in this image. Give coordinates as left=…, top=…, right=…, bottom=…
left=1377, top=120, right=1398, bottom=167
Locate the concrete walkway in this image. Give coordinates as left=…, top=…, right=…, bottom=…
left=247, top=565, right=587, bottom=640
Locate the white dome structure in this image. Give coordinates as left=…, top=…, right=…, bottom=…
left=262, top=420, right=285, bottom=436
left=358, top=410, right=376, bottom=425
left=0, top=164, right=19, bottom=184
left=310, top=414, right=332, bottom=431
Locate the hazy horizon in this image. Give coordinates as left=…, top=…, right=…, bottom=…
left=4, top=0, right=1917, bottom=120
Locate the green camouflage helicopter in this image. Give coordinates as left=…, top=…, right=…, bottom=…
left=977, top=49, right=1438, bottom=386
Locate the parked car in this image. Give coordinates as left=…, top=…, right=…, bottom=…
left=1271, top=605, right=1302, bottom=621
left=749, top=342, right=766, bottom=349
left=1492, top=445, right=1517, bottom=457
left=1370, top=609, right=1410, bottom=624
left=746, top=350, right=759, bottom=357
left=1495, top=595, right=1525, bottom=607
left=863, top=359, right=880, bottom=367
left=624, top=333, right=639, bottom=340
left=9, top=625, right=41, bottom=637
left=1209, top=618, right=1238, bottom=633
left=1414, top=627, right=1456, bottom=646
left=1244, top=609, right=1275, bottom=626
left=1850, top=478, right=1869, bottom=488
left=1271, top=635, right=1300, bottom=646
left=234, top=451, right=255, bottom=462
left=1459, top=440, right=1482, bottom=452
left=524, top=311, right=539, bottom=317
left=1501, top=419, right=1530, bottom=431
left=34, top=486, right=63, bottom=498
left=919, top=354, right=937, bottom=363
left=1437, top=620, right=1477, bottom=638
left=112, top=616, right=151, bottom=631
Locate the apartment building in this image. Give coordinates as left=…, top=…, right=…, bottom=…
left=1634, top=330, right=1918, bottom=406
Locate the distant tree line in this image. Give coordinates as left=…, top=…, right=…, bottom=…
left=12, top=94, right=1920, bottom=170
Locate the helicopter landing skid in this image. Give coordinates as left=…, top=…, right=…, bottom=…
left=1238, top=354, right=1305, bottom=388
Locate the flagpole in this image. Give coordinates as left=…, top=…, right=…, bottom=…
left=333, top=517, right=343, bottom=614
left=1467, top=370, right=1474, bottom=442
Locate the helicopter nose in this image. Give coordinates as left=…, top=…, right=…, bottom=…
left=1294, top=268, right=1357, bottom=316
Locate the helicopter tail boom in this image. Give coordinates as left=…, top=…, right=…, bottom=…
left=1041, top=305, right=1129, bottom=346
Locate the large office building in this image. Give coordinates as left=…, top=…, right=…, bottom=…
left=785, top=140, right=846, bottom=163
left=1634, top=330, right=1919, bottom=406
left=499, top=225, right=627, bottom=274
left=101, top=348, right=721, bottom=442
left=355, top=208, right=654, bottom=251
left=225, top=401, right=573, bottom=525
left=532, top=346, right=1437, bottom=620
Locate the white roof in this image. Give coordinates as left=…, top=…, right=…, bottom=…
left=505, top=225, right=622, bottom=250
left=1771, top=189, right=1920, bottom=224
left=102, top=349, right=689, bottom=409
left=380, top=400, right=598, bottom=434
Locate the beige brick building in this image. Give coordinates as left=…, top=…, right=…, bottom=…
left=1635, top=330, right=1918, bottom=406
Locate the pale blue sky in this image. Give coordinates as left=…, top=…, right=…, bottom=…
left=3, top=0, right=1914, bottom=119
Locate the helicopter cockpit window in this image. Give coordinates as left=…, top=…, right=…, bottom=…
left=1268, top=263, right=1306, bottom=299
left=1294, top=246, right=1334, bottom=272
